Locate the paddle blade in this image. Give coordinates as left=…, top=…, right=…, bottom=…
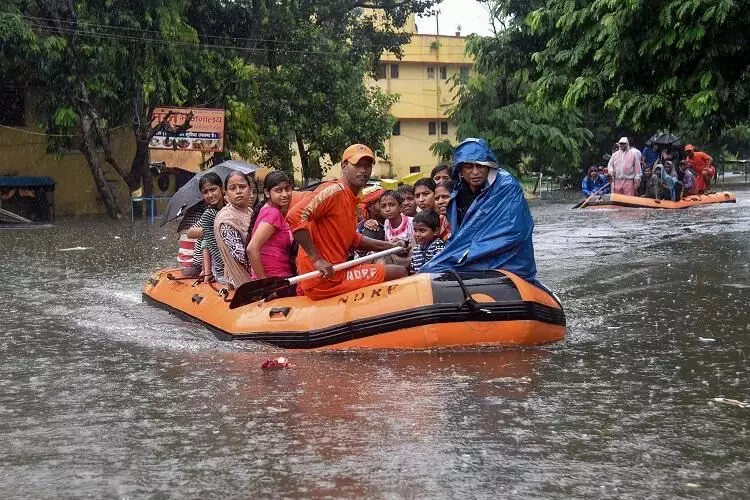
left=229, top=277, right=290, bottom=309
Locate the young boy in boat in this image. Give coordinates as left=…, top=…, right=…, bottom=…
left=410, top=210, right=445, bottom=274
left=286, top=144, right=409, bottom=300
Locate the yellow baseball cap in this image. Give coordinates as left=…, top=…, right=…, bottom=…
left=342, top=144, right=375, bottom=165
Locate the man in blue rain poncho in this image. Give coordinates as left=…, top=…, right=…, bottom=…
left=419, top=138, right=538, bottom=284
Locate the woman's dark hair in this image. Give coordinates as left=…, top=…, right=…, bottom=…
left=198, top=172, right=222, bottom=191
left=396, top=184, right=414, bottom=196
left=430, top=162, right=451, bottom=179
left=414, top=209, right=440, bottom=231
left=435, top=180, right=453, bottom=192
left=223, top=170, right=257, bottom=191
left=263, top=170, right=291, bottom=192
left=380, top=190, right=403, bottom=205
left=413, top=177, right=436, bottom=193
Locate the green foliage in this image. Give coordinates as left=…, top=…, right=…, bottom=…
left=446, top=1, right=592, bottom=177
left=429, top=139, right=453, bottom=161
left=187, top=0, right=433, bottom=181
left=528, top=0, right=750, bottom=140
left=1, top=0, right=438, bottom=211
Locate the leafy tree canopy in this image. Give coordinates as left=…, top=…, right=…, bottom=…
left=445, top=0, right=592, bottom=177
left=527, top=0, right=750, bottom=141
left=0, top=0, right=438, bottom=216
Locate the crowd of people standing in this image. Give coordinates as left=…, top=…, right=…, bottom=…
left=583, top=136, right=717, bottom=201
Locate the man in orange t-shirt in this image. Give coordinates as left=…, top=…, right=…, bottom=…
left=287, top=144, right=408, bottom=300
left=684, top=144, right=715, bottom=193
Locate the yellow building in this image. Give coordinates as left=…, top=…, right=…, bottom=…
left=373, top=21, right=473, bottom=179
left=293, top=17, right=473, bottom=183
left=0, top=89, right=135, bottom=216
left=0, top=91, right=211, bottom=217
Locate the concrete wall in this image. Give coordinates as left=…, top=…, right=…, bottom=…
left=0, top=100, right=135, bottom=216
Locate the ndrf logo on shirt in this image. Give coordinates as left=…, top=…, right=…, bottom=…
left=346, top=266, right=378, bottom=281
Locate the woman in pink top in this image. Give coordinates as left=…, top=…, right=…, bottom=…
left=248, top=171, right=294, bottom=279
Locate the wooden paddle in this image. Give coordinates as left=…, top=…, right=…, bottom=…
left=229, top=246, right=404, bottom=309
left=573, top=181, right=610, bottom=209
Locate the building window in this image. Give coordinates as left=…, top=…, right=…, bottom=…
left=440, top=121, right=448, bottom=135
left=459, top=66, right=470, bottom=83
left=392, top=121, right=401, bottom=136
left=390, top=63, right=399, bottom=79
left=426, top=67, right=435, bottom=79
left=376, top=63, right=387, bottom=80
left=409, top=166, right=421, bottom=173
left=0, top=88, right=26, bottom=126
left=428, top=122, right=436, bottom=135
left=439, top=66, right=447, bottom=80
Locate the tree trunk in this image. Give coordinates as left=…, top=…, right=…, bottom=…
left=296, top=133, right=322, bottom=185
left=129, top=135, right=152, bottom=218
left=79, top=115, right=123, bottom=219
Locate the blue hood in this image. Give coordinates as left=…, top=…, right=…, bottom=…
left=419, top=138, right=538, bottom=283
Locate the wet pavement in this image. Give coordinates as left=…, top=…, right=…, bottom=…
left=1, top=187, right=748, bottom=498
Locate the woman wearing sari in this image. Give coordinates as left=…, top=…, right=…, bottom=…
left=213, top=171, right=258, bottom=288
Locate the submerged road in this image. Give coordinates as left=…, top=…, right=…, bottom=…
left=1, top=187, right=748, bottom=498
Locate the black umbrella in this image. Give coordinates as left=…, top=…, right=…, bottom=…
left=648, top=132, right=681, bottom=147
left=160, top=159, right=260, bottom=226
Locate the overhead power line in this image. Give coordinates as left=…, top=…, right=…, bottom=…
left=0, top=13, right=472, bottom=57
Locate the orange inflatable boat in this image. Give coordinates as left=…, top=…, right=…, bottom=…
left=582, top=191, right=736, bottom=209
left=142, top=269, right=566, bottom=350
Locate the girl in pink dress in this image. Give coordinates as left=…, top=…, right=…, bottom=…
left=247, top=171, right=294, bottom=279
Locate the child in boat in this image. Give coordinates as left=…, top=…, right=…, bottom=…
left=214, top=171, right=258, bottom=288
left=247, top=171, right=294, bottom=280
left=188, top=172, right=225, bottom=283
left=357, top=186, right=386, bottom=240
left=380, top=190, right=415, bottom=245
left=396, top=184, right=417, bottom=217
left=414, top=177, right=451, bottom=241
left=410, top=210, right=445, bottom=274
left=176, top=201, right=206, bottom=276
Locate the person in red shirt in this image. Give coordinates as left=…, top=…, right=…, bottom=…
left=684, top=144, right=715, bottom=194
left=287, top=144, right=408, bottom=300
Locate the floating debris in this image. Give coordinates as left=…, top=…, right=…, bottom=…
left=712, top=398, right=750, bottom=409
left=262, top=356, right=291, bottom=370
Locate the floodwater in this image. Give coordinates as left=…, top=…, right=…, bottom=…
left=1, top=188, right=748, bottom=498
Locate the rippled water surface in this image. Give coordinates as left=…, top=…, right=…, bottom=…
left=1, top=188, right=749, bottom=498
